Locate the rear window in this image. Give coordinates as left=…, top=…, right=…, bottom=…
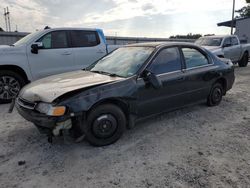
left=182, top=48, right=209, bottom=69
left=70, top=31, right=100, bottom=47
left=231, top=37, right=239, bottom=45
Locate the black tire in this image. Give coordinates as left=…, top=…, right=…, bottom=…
left=83, top=104, right=126, bottom=146
left=207, top=83, right=223, bottom=107
left=0, top=70, right=26, bottom=104
left=238, top=52, right=249, bottom=67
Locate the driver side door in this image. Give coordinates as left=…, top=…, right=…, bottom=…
left=136, top=47, right=187, bottom=117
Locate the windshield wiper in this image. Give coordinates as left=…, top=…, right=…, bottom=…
left=90, top=70, right=120, bottom=77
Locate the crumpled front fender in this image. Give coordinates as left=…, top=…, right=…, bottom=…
left=58, top=78, right=138, bottom=114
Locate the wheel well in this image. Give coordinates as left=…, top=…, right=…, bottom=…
left=215, top=78, right=227, bottom=95
left=88, top=98, right=130, bottom=124
left=243, top=51, right=249, bottom=56
left=0, top=65, right=29, bottom=83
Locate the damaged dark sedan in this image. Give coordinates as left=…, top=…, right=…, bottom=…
left=15, top=42, right=235, bottom=146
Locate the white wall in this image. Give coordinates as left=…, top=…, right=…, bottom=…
left=235, top=18, right=250, bottom=43
left=0, top=32, right=29, bottom=45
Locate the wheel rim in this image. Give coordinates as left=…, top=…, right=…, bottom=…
left=212, top=87, right=222, bottom=103
left=92, top=114, right=118, bottom=139
left=0, top=76, right=20, bottom=100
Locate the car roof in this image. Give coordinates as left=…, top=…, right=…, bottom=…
left=125, top=42, right=199, bottom=48
left=46, top=27, right=99, bottom=31
left=200, top=35, right=238, bottom=38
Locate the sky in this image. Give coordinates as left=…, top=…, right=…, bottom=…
left=0, top=0, right=247, bottom=38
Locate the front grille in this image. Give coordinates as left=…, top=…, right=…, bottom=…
left=17, top=97, right=36, bottom=110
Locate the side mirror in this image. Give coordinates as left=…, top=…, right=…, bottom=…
left=143, top=70, right=162, bottom=89
left=31, top=42, right=43, bottom=54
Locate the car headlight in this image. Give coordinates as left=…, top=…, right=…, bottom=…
left=228, top=60, right=234, bottom=67
left=36, top=102, right=66, bottom=116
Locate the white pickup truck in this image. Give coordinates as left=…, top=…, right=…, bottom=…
left=195, top=35, right=250, bottom=67
left=0, top=28, right=118, bottom=103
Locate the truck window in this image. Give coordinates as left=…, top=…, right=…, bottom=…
left=195, top=37, right=222, bottom=46
left=231, top=37, right=239, bottom=46
left=148, top=47, right=181, bottom=75
left=223, top=38, right=232, bottom=47
left=182, top=48, right=209, bottom=69
left=70, top=31, right=100, bottom=47
left=38, top=31, right=69, bottom=49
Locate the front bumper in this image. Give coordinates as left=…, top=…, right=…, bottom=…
left=15, top=98, right=69, bottom=131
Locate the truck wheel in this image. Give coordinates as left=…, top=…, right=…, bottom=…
left=83, top=104, right=126, bottom=147
left=238, top=52, right=249, bottom=67
left=207, top=83, right=223, bottom=107
left=0, top=70, right=26, bottom=104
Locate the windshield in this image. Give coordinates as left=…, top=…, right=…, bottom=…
left=13, top=31, right=40, bottom=46
left=195, top=37, right=222, bottom=46
left=88, top=47, right=154, bottom=78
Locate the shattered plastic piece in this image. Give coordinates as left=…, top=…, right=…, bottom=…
left=18, top=161, right=26, bottom=166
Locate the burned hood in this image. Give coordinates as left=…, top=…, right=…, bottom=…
left=19, top=70, right=124, bottom=103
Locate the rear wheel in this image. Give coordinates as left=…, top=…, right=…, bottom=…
left=238, top=52, right=249, bottom=67
left=0, top=70, right=26, bottom=104
left=207, top=83, right=223, bottom=106
left=83, top=104, right=126, bottom=146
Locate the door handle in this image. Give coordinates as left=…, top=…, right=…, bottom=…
left=61, top=51, right=72, bottom=55
left=209, top=71, right=222, bottom=77
left=177, top=77, right=185, bottom=81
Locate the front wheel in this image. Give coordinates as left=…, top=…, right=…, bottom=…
left=83, top=104, right=126, bottom=146
left=0, top=70, right=26, bottom=104
left=207, top=83, right=223, bottom=107
left=238, top=52, right=249, bottom=67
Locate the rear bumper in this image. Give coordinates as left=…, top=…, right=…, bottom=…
left=226, top=70, right=235, bottom=92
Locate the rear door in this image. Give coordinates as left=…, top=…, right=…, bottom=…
left=137, top=47, right=187, bottom=117
left=181, top=47, right=218, bottom=103
left=69, top=30, right=107, bottom=70
left=27, top=30, right=75, bottom=80
left=223, top=37, right=239, bottom=62
left=230, top=36, right=242, bottom=61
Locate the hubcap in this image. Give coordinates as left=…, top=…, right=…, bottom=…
left=92, top=114, right=117, bottom=138
left=0, top=76, right=20, bottom=100
left=212, top=88, right=222, bottom=103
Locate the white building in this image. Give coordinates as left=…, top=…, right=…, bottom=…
left=218, top=17, right=250, bottom=43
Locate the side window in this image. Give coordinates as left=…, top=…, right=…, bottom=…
left=71, top=31, right=100, bottom=47
left=148, top=47, right=181, bottom=75
left=38, top=31, right=68, bottom=49
left=182, top=48, right=209, bottom=69
left=223, top=38, right=232, bottom=47
left=232, top=37, right=239, bottom=45
left=41, top=33, right=51, bottom=48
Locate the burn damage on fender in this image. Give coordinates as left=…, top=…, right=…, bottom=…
left=57, top=78, right=138, bottom=115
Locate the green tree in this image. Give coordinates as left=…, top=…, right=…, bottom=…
left=236, top=0, right=250, bottom=18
